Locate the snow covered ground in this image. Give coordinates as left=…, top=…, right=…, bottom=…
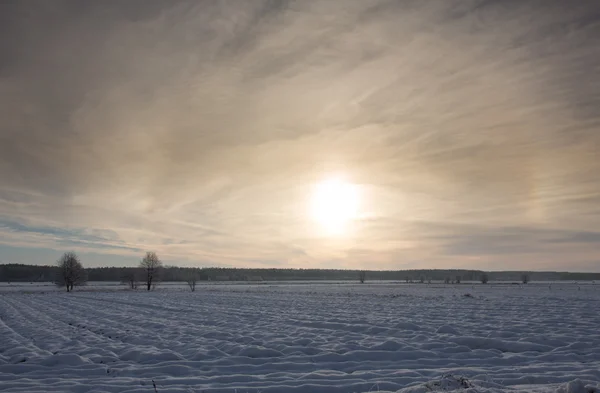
left=0, top=282, right=599, bottom=393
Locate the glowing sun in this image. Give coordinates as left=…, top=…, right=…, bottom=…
left=310, top=177, right=360, bottom=235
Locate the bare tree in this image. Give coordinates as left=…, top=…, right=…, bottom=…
left=481, top=273, right=489, bottom=284
left=55, top=252, right=86, bottom=292
left=140, top=252, right=162, bottom=291
left=455, top=275, right=461, bottom=284
left=358, top=271, right=366, bottom=284
left=187, top=270, right=199, bottom=292
left=121, top=268, right=139, bottom=290
left=521, top=274, right=530, bottom=284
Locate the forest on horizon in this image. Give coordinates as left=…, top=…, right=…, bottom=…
left=1, top=263, right=599, bottom=283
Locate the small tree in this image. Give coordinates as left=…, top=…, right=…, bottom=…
left=140, top=252, right=162, bottom=291
left=187, top=270, right=199, bottom=292
left=481, top=273, right=489, bottom=284
left=56, top=252, right=86, bottom=292
left=455, top=275, right=461, bottom=284
left=121, top=268, right=139, bottom=290
left=521, top=274, right=529, bottom=284
left=358, top=271, right=366, bottom=284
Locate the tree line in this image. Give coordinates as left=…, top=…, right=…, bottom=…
left=2, top=260, right=599, bottom=288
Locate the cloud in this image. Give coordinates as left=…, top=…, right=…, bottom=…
left=0, top=0, right=599, bottom=270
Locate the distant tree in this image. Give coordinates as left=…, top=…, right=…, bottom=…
left=419, top=276, right=425, bottom=284
left=121, top=268, right=139, bottom=290
left=55, top=252, right=86, bottom=292
left=405, top=276, right=410, bottom=283
left=140, top=252, right=162, bottom=291
left=444, top=277, right=451, bottom=284
left=358, top=271, right=366, bottom=284
left=187, top=270, right=199, bottom=292
left=455, top=275, right=461, bottom=284
left=521, top=274, right=529, bottom=284
left=481, top=273, right=489, bottom=284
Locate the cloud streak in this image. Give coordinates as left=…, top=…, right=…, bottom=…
left=1, top=0, right=599, bottom=270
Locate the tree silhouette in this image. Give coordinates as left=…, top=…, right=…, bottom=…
left=140, top=252, right=162, bottom=291
left=359, top=271, right=366, bottom=284
left=121, top=268, right=139, bottom=289
left=56, top=252, right=86, bottom=292
left=187, top=269, right=199, bottom=291
left=481, top=273, right=489, bottom=284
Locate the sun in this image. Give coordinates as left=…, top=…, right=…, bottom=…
left=310, top=177, right=360, bottom=235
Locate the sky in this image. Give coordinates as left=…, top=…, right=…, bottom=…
left=1, top=0, right=599, bottom=271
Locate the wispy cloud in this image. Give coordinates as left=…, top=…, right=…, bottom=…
left=0, top=0, right=599, bottom=270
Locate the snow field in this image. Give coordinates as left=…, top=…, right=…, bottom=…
left=0, top=283, right=599, bottom=392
